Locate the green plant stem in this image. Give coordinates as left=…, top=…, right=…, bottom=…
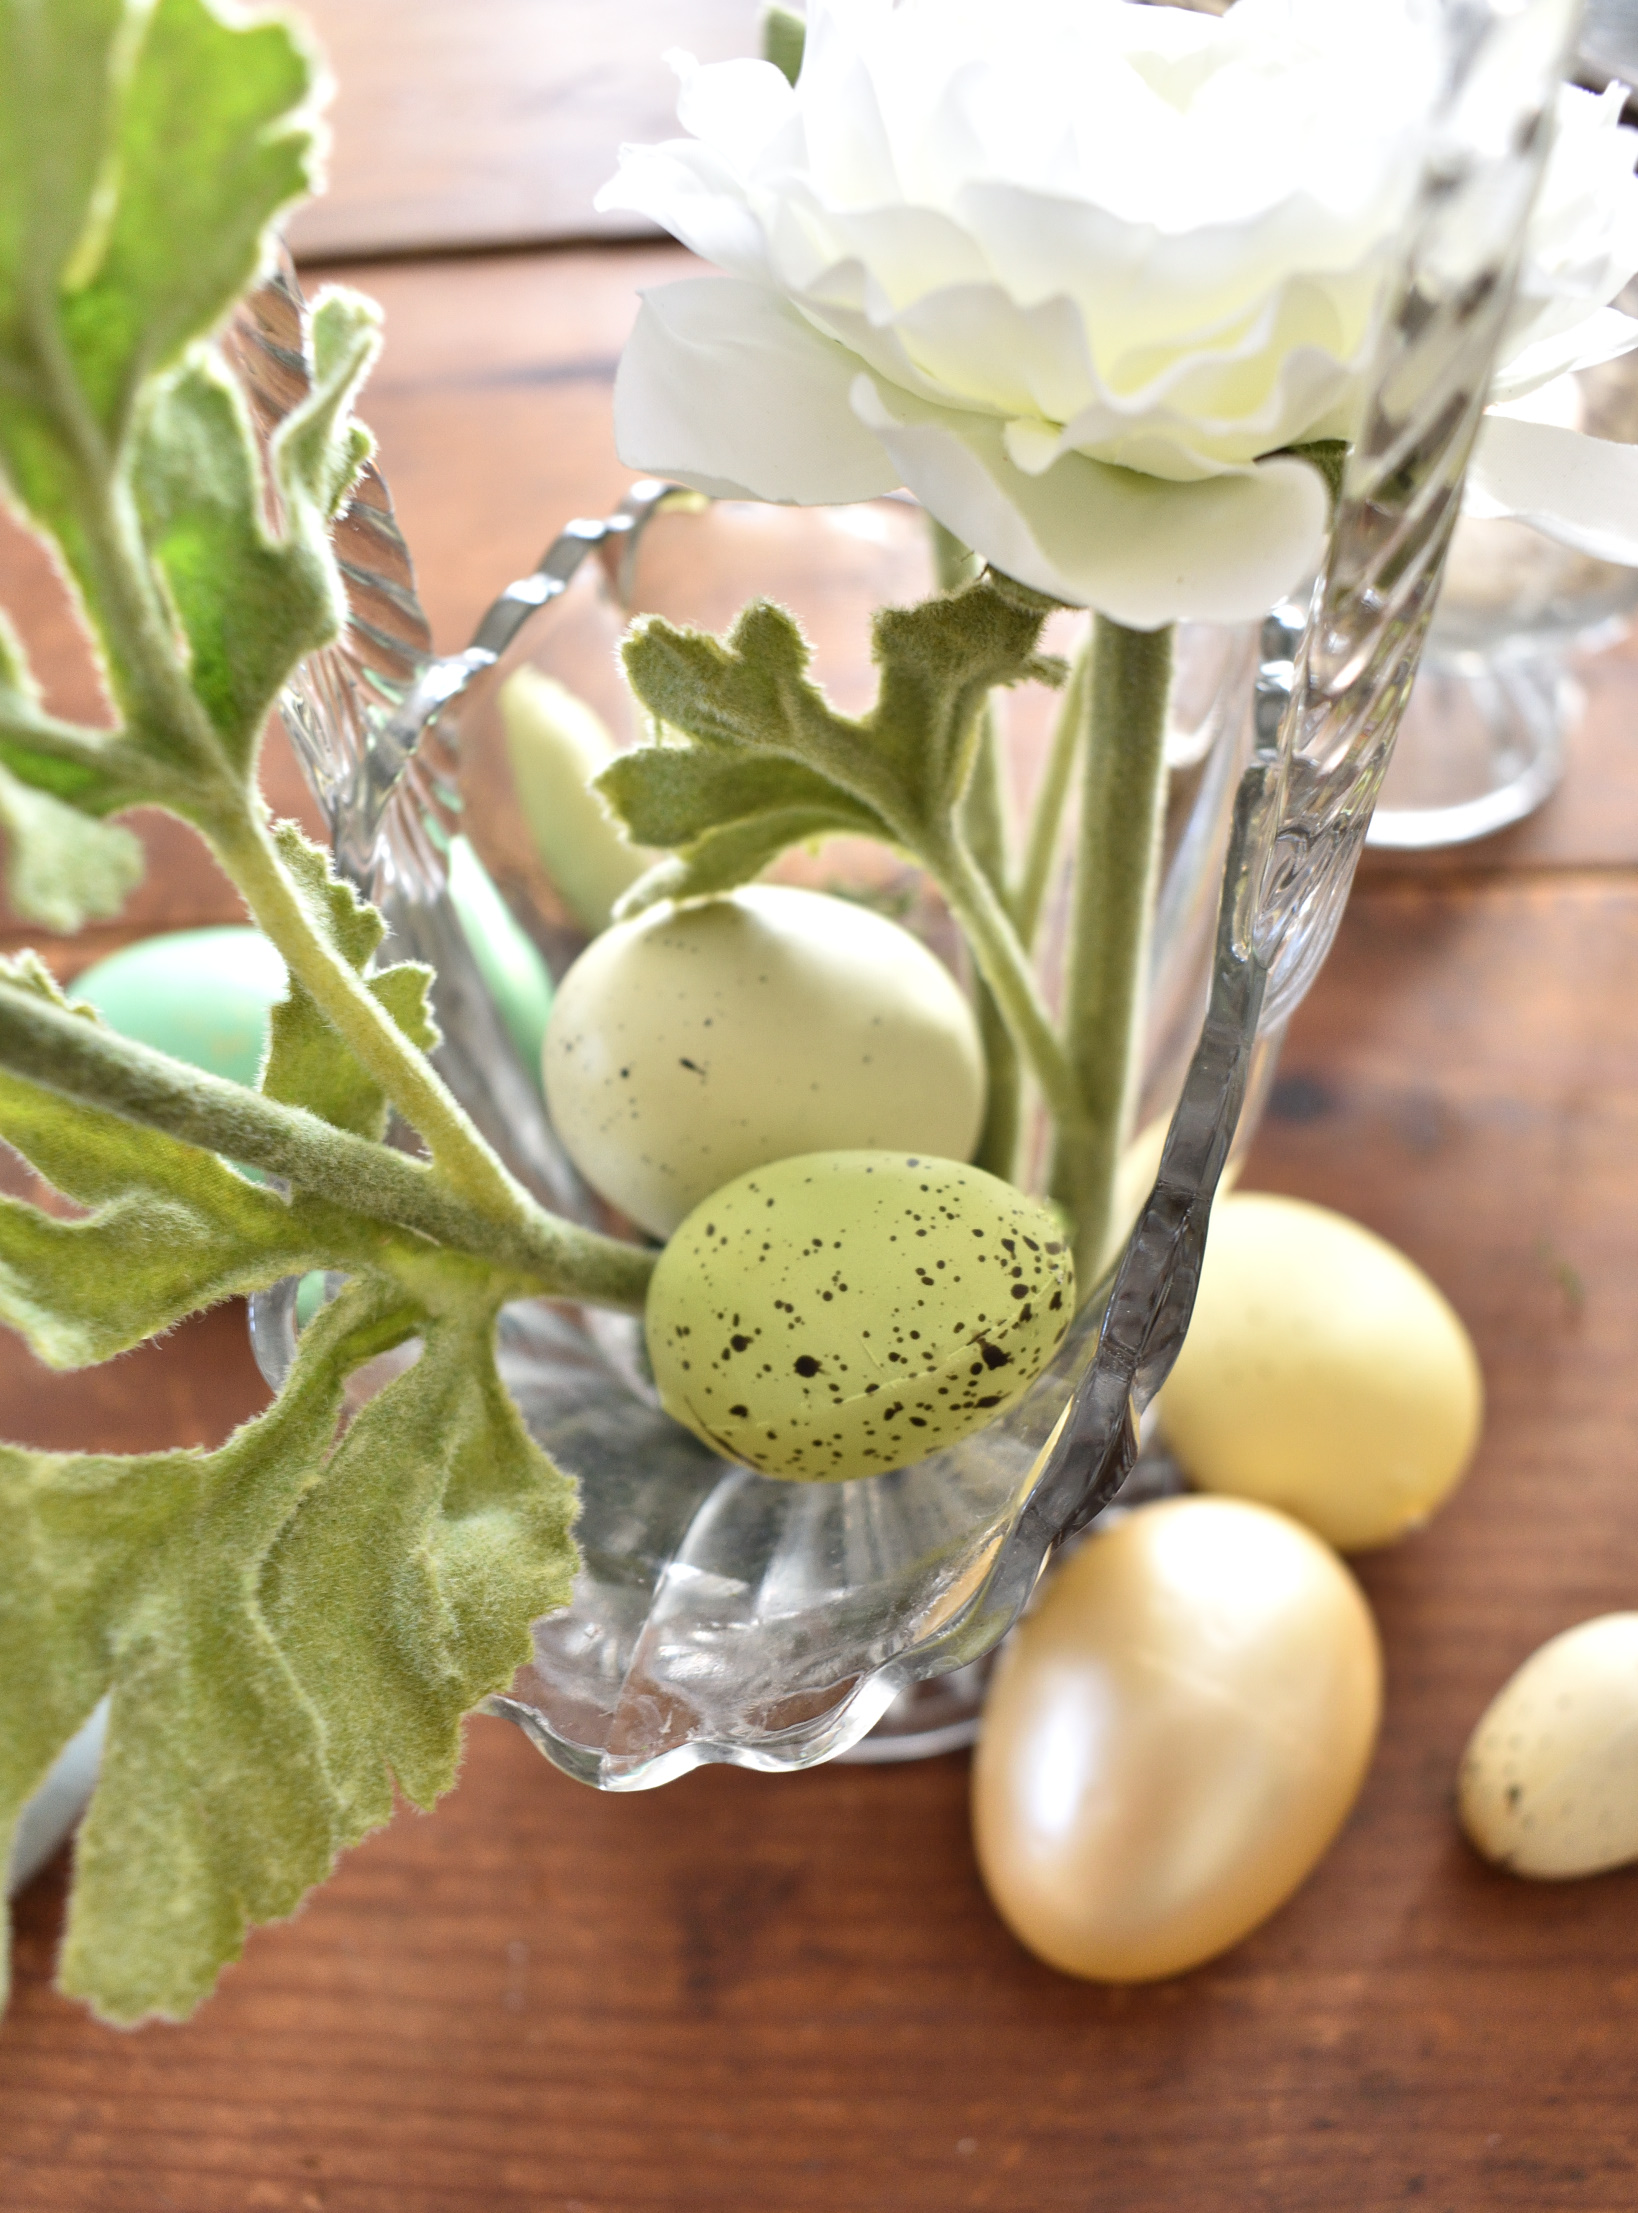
left=927, top=824, right=1083, bottom=1141
left=39, top=316, right=645, bottom=1313
left=1014, top=635, right=1089, bottom=949
left=0, top=979, right=655, bottom=1309
left=208, top=806, right=531, bottom=1212
left=1048, top=615, right=1174, bottom=1288
left=37, top=314, right=537, bottom=1241
left=960, top=706, right=1021, bottom=1181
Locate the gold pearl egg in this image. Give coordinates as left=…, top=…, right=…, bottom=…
left=972, top=1496, right=1382, bottom=1981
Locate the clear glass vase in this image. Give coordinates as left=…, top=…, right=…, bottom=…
left=233, top=0, right=1570, bottom=1790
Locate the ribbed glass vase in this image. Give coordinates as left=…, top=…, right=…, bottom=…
left=232, top=0, right=1573, bottom=1789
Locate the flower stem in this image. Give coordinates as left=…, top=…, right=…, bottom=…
left=961, top=705, right=1022, bottom=1181
left=1049, top=615, right=1174, bottom=1287
left=928, top=824, right=1083, bottom=1142
left=1014, top=634, right=1089, bottom=949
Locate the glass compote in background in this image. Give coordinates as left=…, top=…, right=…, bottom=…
left=1373, top=330, right=1638, bottom=847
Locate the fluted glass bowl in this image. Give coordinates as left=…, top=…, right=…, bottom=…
left=237, top=0, right=1566, bottom=1789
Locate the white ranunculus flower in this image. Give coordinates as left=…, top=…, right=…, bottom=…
left=598, top=0, right=1638, bottom=626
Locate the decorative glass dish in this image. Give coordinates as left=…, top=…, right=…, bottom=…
left=218, top=0, right=1563, bottom=1790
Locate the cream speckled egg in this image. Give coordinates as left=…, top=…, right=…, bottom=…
left=1459, top=1614, right=1638, bottom=1879
left=543, top=886, right=986, bottom=1239
left=973, top=1496, right=1382, bottom=1981
left=1161, top=1193, right=1483, bottom=1551
left=646, top=1151, right=1073, bottom=1481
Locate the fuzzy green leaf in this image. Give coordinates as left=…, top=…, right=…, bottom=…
left=0, top=1285, right=396, bottom=2022
left=132, top=292, right=380, bottom=772
left=0, top=1277, right=578, bottom=2025
left=614, top=582, right=1061, bottom=898
left=275, top=289, right=381, bottom=524
left=57, top=0, right=321, bottom=445
left=0, top=609, right=37, bottom=706
left=263, top=1304, right=578, bottom=1841
left=0, top=0, right=320, bottom=551
left=598, top=740, right=880, bottom=914
left=133, top=359, right=334, bottom=769
left=0, top=621, right=147, bottom=821
left=0, top=957, right=347, bottom=1365
left=615, top=807, right=874, bottom=917
left=262, top=824, right=438, bottom=1141
left=0, top=763, right=143, bottom=930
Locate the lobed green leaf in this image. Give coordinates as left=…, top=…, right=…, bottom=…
left=262, top=824, right=438, bottom=1141
left=0, top=958, right=349, bottom=1365
left=57, top=0, right=322, bottom=446
left=612, top=579, right=1060, bottom=899
left=0, top=762, right=143, bottom=930
left=0, top=1276, right=578, bottom=2026
left=263, top=1304, right=578, bottom=1842
left=133, top=358, right=334, bottom=771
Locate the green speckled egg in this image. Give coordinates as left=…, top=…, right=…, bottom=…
left=646, top=1151, right=1075, bottom=1483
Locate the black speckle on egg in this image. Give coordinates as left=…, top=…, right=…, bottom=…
left=794, top=1354, right=822, bottom=1377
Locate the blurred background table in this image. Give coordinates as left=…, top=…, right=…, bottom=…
left=5, top=5, right=1638, bottom=2207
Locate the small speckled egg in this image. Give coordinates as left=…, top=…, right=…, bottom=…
left=645, top=1151, right=1072, bottom=1482
left=973, top=1496, right=1382, bottom=1981
left=72, top=927, right=286, bottom=1083
left=1459, top=1615, right=1638, bottom=1879
left=1161, top=1193, right=1483, bottom=1551
left=544, top=885, right=986, bottom=1238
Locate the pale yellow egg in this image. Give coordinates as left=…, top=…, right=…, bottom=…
left=501, top=668, right=654, bottom=932
left=972, top=1496, right=1382, bottom=1981
left=1460, top=1614, right=1638, bottom=1879
left=1161, top=1192, right=1483, bottom=1551
left=544, top=885, right=986, bottom=1238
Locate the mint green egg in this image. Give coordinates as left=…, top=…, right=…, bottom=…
left=73, top=927, right=287, bottom=1084
left=647, top=1151, right=1075, bottom=1483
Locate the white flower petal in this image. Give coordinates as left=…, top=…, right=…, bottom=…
left=594, top=143, right=771, bottom=281
left=612, top=279, right=903, bottom=506
left=1467, top=416, right=1638, bottom=565
left=851, top=376, right=1327, bottom=627
left=1488, top=307, right=1638, bottom=402
left=671, top=55, right=797, bottom=175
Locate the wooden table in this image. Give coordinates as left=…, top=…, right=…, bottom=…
left=5, top=8, right=1638, bottom=2207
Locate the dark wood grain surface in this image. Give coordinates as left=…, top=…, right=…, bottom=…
left=6, top=18, right=1638, bottom=2207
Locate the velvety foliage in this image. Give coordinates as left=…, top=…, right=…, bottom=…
left=0, top=0, right=588, bottom=2026
left=605, top=579, right=1064, bottom=911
